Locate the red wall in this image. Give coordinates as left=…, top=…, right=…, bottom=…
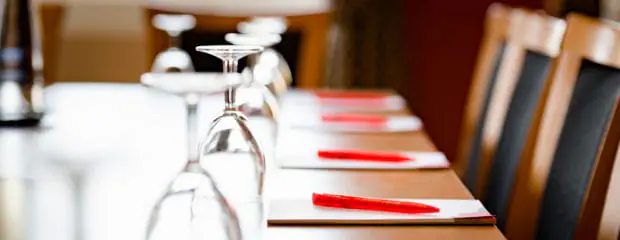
left=404, top=0, right=543, bottom=161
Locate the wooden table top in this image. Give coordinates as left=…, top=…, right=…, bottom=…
left=0, top=83, right=504, bottom=240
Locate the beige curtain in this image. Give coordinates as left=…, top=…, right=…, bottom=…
left=324, top=0, right=409, bottom=95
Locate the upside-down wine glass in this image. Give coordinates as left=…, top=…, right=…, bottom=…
left=224, top=33, right=282, bottom=175
left=141, top=73, right=244, bottom=240
left=225, top=33, right=281, bottom=121
left=195, top=45, right=266, bottom=240
left=237, top=18, right=292, bottom=95
left=151, top=14, right=196, bottom=73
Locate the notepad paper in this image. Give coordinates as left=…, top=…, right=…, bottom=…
left=278, top=151, right=449, bottom=170
left=268, top=198, right=495, bottom=225
left=281, top=90, right=406, bottom=111
left=287, top=116, right=423, bottom=133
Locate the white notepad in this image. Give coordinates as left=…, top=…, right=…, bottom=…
left=268, top=198, right=495, bottom=225
left=286, top=116, right=423, bottom=133
left=278, top=151, right=449, bottom=170
left=315, top=95, right=406, bottom=111
left=283, top=91, right=406, bottom=112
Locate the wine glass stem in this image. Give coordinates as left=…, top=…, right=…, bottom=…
left=168, top=31, right=181, bottom=49
left=248, top=54, right=258, bottom=68
left=248, top=55, right=258, bottom=84
left=71, top=171, right=84, bottom=240
left=186, top=100, right=199, bottom=164
left=223, top=59, right=238, bottom=110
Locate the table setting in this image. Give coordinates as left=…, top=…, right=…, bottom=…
left=0, top=9, right=504, bottom=240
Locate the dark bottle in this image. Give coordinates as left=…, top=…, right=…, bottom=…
left=0, top=0, right=44, bottom=127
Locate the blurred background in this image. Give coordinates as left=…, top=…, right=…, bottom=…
left=37, top=0, right=620, bottom=163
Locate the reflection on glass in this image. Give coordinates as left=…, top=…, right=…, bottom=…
left=151, top=14, right=196, bottom=73
left=196, top=45, right=266, bottom=240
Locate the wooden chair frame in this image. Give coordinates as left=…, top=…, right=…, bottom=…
left=454, top=3, right=511, bottom=178
left=474, top=8, right=565, bottom=198
left=505, top=13, right=620, bottom=240
left=143, top=6, right=331, bottom=89
left=598, top=136, right=620, bottom=240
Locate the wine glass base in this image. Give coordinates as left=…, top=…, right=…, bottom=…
left=196, top=45, right=264, bottom=62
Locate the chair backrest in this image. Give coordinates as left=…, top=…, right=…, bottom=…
left=479, top=9, right=565, bottom=228
left=455, top=3, right=511, bottom=181
left=143, top=5, right=331, bottom=89
left=505, top=13, right=620, bottom=240
left=38, top=2, right=65, bottom=85
left=455, top=4, right=565, bottom=197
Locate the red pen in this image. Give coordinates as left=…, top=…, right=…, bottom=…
left=321, top=114, right=387, bottom=125
left=312, top=193, right=440, bottom=214
left=318, top=99, right=389, bottom=107
left=317, top=150, right=413, bottom=162
left=314, top=91, right=388, bottom=99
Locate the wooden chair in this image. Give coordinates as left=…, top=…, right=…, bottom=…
left=454, top=3, right=511, bottom=180
left=38, top=2, right=65, bottom=85
left=505, top=13, right=620, bottom=240
left=476, top=8, right=565, bottom=228
left=143, top=5, right=331, bottom=89
left=454, top=4, right=566, bottom=202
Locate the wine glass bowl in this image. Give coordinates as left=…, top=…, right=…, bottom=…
left=141, top=72, right=245, bottom=240
left=145, top=167, right=242, bottom=240
left=199, top=114, right=264, bottom=196
left=198, top=125, right=265, bottom=240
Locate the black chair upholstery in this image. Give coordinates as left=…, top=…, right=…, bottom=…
left=483, top=50, right=552, bottom=230
left=465, top=43, right=506, bottom=190
left=536, top=60, right=620, bottom=240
